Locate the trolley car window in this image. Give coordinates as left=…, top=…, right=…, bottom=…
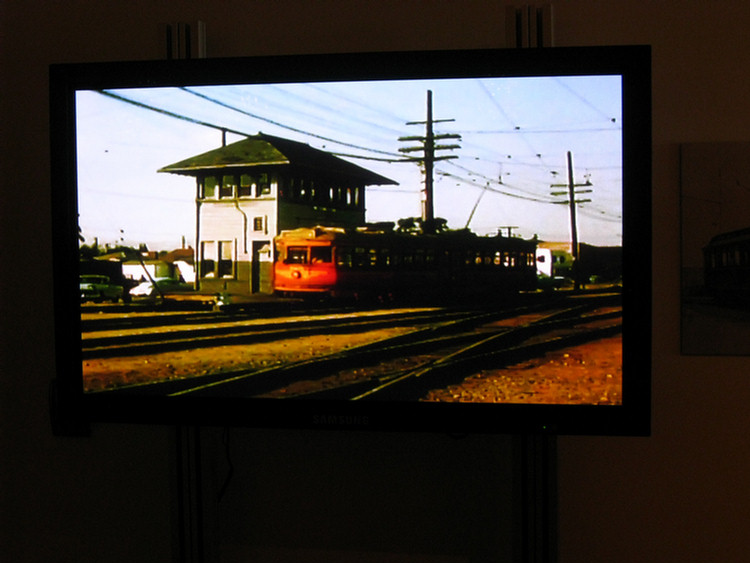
left=379, top=248, right=391, bottom=267
left=310, top=246, right=332, bottom=263
left=336, top=247, right=353, bottom=268
left=353, top=247, right=368, bottom=268
left=286, top=247, right=308, bottom=264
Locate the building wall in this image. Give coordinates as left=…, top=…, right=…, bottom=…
left=197, top=198, right=275, bottom=294
left=3, top=2, right=750, bottom=563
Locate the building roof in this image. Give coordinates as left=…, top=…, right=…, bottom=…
left=705, top=226, right=750, bottom=247
left=158, top=133, right=397, bottom=186
left=162, top=247, right=195, bottom=264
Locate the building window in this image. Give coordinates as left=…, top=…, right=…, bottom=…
left=201, top=240, right=234, bottom=278
left=253, top=217, right=264, bottom=232
left=202, top=176, right=218, bottom=199
left=218, top=241, right=234, bottom=277
left=308, top=180, right=316, bottom=202
left=200, top=241, right=216, bottom=277
left=220, top=175, right=235, bottom=198
left=239, top=174, right=254, bottom=198
left=257, top=173, right=271, bottom=196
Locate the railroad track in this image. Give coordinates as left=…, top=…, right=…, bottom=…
left=81, top=306, right=472, bottom=359
left=80, top=300, right=347, bottom=333
left=95, top=292, right=621, bottom=400
left=261, top=301, right=622, bottom=402
left=350, top=308, right=621, bottom=401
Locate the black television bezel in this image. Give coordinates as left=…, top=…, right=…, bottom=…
left=49, top=46, right=651, bottom=436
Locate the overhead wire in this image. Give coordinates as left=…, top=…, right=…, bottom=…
left=97, top=77, right=623, bottom=237
left=180, top=87, right=404, bottom=159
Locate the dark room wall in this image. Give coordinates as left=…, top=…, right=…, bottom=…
left=3, top=1, right=750, bottom=562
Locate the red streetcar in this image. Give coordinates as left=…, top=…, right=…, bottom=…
left=273, top=225, right=537, bottom=301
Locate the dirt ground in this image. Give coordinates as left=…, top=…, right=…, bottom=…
left=82, top=328, right=416, bottom=392
left=83, top=329, right=621, bottom=405
left=424, top=335, right=622, bottom=404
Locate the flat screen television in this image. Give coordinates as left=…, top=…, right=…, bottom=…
left=49, top=46, right=651, bottom=435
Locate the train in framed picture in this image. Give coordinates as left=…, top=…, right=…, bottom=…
left=273, top=224, right=538, bottom=301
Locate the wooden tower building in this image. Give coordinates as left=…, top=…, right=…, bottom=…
left=159, top=133, right=397, bottom=296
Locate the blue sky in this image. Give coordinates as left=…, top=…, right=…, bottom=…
left=75, top=74, right=622, bottom=250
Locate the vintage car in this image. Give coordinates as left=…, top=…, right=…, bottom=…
left=79, top=274, right=124, bottom=303
left=129, top=277, right=192, bottom=298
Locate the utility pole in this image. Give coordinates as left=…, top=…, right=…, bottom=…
left=399, top=90, right=461, bottom=233
left=551, top=151, right=592, bottom=290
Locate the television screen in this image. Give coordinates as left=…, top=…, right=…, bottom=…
left=50, top=46, right=651, bottom=435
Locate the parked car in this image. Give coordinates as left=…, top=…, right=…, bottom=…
left=129, top=277, right=192, bottom=298
left=80, top=275, right=124, bottom=303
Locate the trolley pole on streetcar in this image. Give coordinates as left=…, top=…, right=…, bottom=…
left=551, top=151, right=592, bottom=291
left=399, top=90, right=461, bottom=234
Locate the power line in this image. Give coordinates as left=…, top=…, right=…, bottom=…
left=552, top=77, right=619, bottom=124
left=439, top=171, right=555, bottom=204
left=94, top=82, right=622, bottom=244
left=97, top=90, right=249, bottom=137
left=180, top=87, right=403, bottom=159
left=264, top=84, right=409, bottom=138
left=453, top=126, right=621, bottom=135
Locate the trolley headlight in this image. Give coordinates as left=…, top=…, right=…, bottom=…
left=291, top=271, right=301, bottom=279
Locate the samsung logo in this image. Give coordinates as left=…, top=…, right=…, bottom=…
left=312, top=414, right=370, bottom=427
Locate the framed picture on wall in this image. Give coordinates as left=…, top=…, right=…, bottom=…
left=680, top=142, right=750, bottom=355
